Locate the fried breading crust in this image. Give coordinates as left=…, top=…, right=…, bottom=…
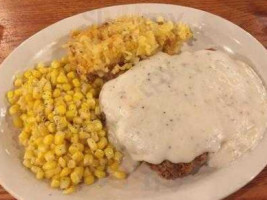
left=147, top=153, right=208, bottom=179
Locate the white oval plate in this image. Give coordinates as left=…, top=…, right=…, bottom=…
left=0, top=3, right=267, bottom=200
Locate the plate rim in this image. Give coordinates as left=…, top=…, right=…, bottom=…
left=0, top=3, right=267, bottom=200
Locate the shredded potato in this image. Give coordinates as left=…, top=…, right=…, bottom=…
left=67, top=16, right=192, bottom=77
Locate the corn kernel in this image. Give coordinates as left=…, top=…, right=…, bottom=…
left=13, top=117, right=23, bottom=128
left=43, top=161, right=57, bottom=170
left=86, top=92, right=93, bottom=99
left=70, top=171, right=82, bottom=185
left=83, top=167, right=92, bottom=177
left=64, top=94, right=72, bottom=102
left=80, top=102, right=89, bottom=110
left=36, top=63, right=46, bottom=73
left=60, top=167, right=71, bottom=177
left=98, top=130, right=106, bottom=137
left=24, top=149, right=34, bottom=159
left=73, top=116, right=82, bottom=124
left=73, top=92, right=83, bottom=101
left=94, top=169, right=106, bottom=179
left=87, top=138, right=97, bottom=151
left=45, top=169, right=55, bottom=179
left=97, top=165, right=105, bottom=171
left=68, top=144, right=79, bottom=155
left=67, top=71, right=76, bottom=79
left=23, top=70, right=32, bottom=79
left=61, top=57, right=68, bottom=64
left=47, top=122, right=56, bottom=133
left=38, top=144, right=49, bottom=153
left=68, top=124, right=78, bottom=134
left=67, top=160, right=76, bottom=169
left=99, top=158, right=107, bottom=166
left=95, top=149, right=104, bottom=159
left=56, top=117, right=68, bottom=130
left=56, top=157, right=65, bottom=168
left=109, top=161, right=119, bottom=171
left=36, top=152, right=45, bottom=164
left=33, top=88, right=41, bottom=99
left=89, top=88, right=96, bottom=97
left=32, top=70, right=42, bottom=78
left=72, top=79, right=81, bottom=87
left=19, top=136, right=29, bottom=146
left=63, top=63, right=71, bottom=72
left=65, top=131, right=72, bottom=140
left=51, top=60, right=61, bottom=69
left=95, top=106, right=101, bottom=115
left=87, top=98, right=96, bottom=108
left=114, top=151, right=123, bottom=162
left=93, top=78, right=104, bottom=87
left=53, top=88, right=61, bottom=98
left=92, top=120, right=102, bottom=131
left=44, top=151, right=55, bottom=162
left=55, top=144, right=67, bottom=156
left=63, top=186, right=76, bottom=194
left=23, top=159, right=32, bottom=168
left=67, top=90, right=74, bottom=96
left=62, top=83, right=72, bottom=91
left=43, top=82, right=52, bottom=91
left=66, top=110, right=76, bottom=120
left=54, top=132, right=65, bottom=145
left=83, top=154, right=94, bottom=166
left=104, top=147, right=114, bottom=159
left=68, top=104, right=76, bottom=111
left=20, top=114, right=27, bottom=121
left=36, top=169, right=45, bottom=179
left=14, top=78, right=23, bottom=87
left=14, top=88, right=22, bottom=96
left=34, top=137, right=43, bottom=146
left=7, top=90, right=14, bottom=100
left=76, top=143, right=85, bottom=151
left=92, top=132, right=99, bottom=142
left=92, top=159, right=99, bottom=167
left=71, top=134, right=79, bottom=143
left=80, top=111, right=90, bottom=120
left=84, top=175, right=95, bottom=185
left=112, top=170, right=126, bottom=179
left=27, top=116, right=36, bottom=124
left=60, top=177, right=71, bottom=189
left=54, top=97, right=65, bottom=106
left=54, top=166, right=62, bottom=175
left=72, top=151, right=84, bottom=162
left=43, top=134, right=54, bottom=145
left=51, top=179, right=60, bottom=188
left=79, top=131, right=90, bottom=140
left=84, top=122, right=94, bottom=132
left=30, top=157, right=37, bottom=165
left=55, top=105, right=66, bottom=115
left=9, top=104, right=20, bottom=115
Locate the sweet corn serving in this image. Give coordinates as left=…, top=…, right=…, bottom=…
left=7, top=58, right=125, bottom=194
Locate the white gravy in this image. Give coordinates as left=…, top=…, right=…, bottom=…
left=100, top=50, right=267, bottom=167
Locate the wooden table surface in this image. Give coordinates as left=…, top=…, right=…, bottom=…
left=0, top=0, right=267, bottom=199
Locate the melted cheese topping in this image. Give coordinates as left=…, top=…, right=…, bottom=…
left=100, top=50, right=267, bottom=167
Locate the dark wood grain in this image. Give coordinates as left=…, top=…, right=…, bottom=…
left=0, top=0, right=266, bottom=199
